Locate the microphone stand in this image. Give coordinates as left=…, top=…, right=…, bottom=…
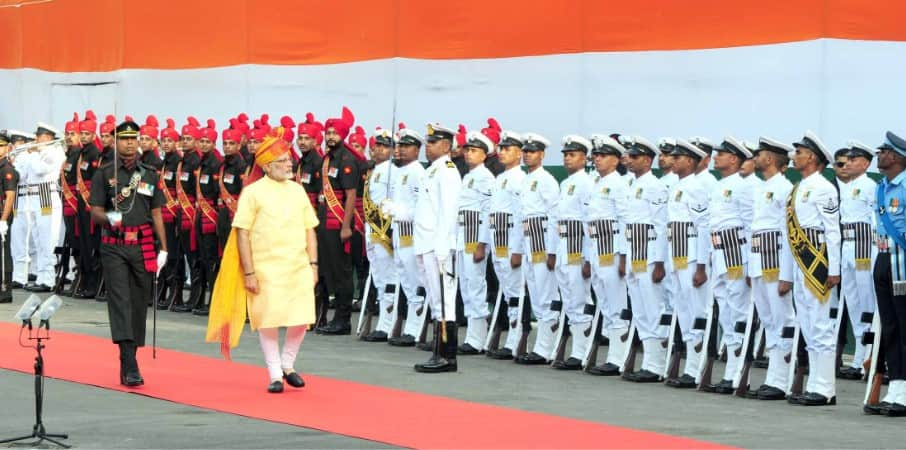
left=0, top=322, right=70, bottom=448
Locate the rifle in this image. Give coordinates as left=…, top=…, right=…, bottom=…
left=389, top=283, right=404, bottom=339
left=662, top=310, right=681, bottom=380
left=549, top=294, right=568, bottom=363
left=355, top=272, right=374, bottom=338
left=697, top=300, right=720, bottom=390
left=52, top=245, right=70, bottom=294
left=514, top=288, right=532, bottom=357
left=787, top=327, right=807, bottom=397
left=583, top=308, right=603, bottom=370
left=832, top=298, right=848, bottom=376
left=484, top=290, right=504, bottom=352
left=620, top=308, right=640, bottom=375
left=863, top=311, right=884, bottom=411
left=734, top=304, right=759, bottom=397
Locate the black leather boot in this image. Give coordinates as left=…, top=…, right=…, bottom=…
left=118, top=341, right=143, bottom=387
left=415, top=322, right=457, bottom=373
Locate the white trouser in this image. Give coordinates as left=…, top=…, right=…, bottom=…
left=493, top=254, right=525, bottom=351
left=589, top=260, right=628, bottom=333
left=555, top=261, right=592, bottom=326
left=394, top=243, right=424, bottom=308
left=456, top=250, right=488, bottom=319
left=840, top=255, right=876, bottom=368
left=12, top=204, right=56, bottom=284
left=366, top=242, right=398, bottom=333
left=418, top=251, right=456, bottom=322
left=522, top=232, right=557, bottom=323
left=750, top=276, right=795, bottom=354
left=793, top=268, right=837, bottom=398
left=668, top=263, right=708, bottom=346
left=626, top=263, right=668, bottom=342
left=258, top=326, right=307, bottom=382
left=712, top=272, right=750, bottom=350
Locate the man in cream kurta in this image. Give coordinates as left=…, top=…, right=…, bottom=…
left=209, top=131, right=319, bottom=393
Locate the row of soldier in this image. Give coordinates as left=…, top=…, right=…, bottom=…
left=1, top=111, right=904, bottom=415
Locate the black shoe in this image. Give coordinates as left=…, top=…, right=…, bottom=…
left=283, top=372, right=305, bottom=388
left=10, top=281, right=23, bottom=289
left=755, top=385, right=787, bottom=400
left=0, top=296, right=11, bottom=304
left=787, top=392, right=804, bottom=404
left=170, top=302, right=193, bottom=313
left=362, top=330, right=388, bottom=342
left=30, top=283, right=52, bottom=293
left=623, top=369, right=663, bottom=383
left=838, top=366, right=863, bottom=380
left=587, top=362, right=621, bottom=376
left=268, top=381, right=284, bottom=393
left=753, top=357, right=769, bottom=369
left=665, top=374, right=698, bottom=388
left=417, top=341, right=433, bottom=351
left=885, top=403, right=906, bottom=417
left=388, top=334, right=416, bottom=347
left=800, top=392, right=836, bottom=406
left=23, top=281, right=39, bottom=291
left=487, top=347, right=514, bottom=360
left=414, top=356, right=458, bottom=373
left=73, top=289, right=96, bottom=299
left=457, top=343, right=482, bottom=355
left=707, top=379, right=734, bottom=394
left=318, top=322, right=351, bottom=335
left=864, top=402, right=891, bottom=415
left=552, top=357, right=583, bottom=370
left=192, top=306, right=210, bottom=316
left=515, top=352, right=549, bottom=365
left=156, top=300, right=170, bottom=310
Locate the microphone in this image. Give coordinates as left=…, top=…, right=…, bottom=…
left=14, top=294, right=42, bottom=328
left=34, top=295, right=62, bottom=330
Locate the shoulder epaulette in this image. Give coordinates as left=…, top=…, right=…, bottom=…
left=446, top=161, right=456, bottom=169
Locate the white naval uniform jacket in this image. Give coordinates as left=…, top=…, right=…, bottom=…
left=623, top=171, right=669, bottom=269
left=748, top=173, right=794, bottom=280
left=583, top=171, right=630, bottom=263
left=456, top=164, right=494, bottom=250
left=708, top=172, right=754, bottom=277
left=364, top=159, right=393, bottom=247
left=666, top=173, right=710, bottom=271
left=790, top=172, right=841, bottom=277
left=414, top=155, right=462, bottom=257
left=489, top=166, right=526, bottom=257
left=518, top=167, right=560, bottom=255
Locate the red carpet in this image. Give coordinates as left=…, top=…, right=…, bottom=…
left=0, top=323, right=731, bottom=449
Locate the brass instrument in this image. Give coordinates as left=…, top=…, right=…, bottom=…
left=362, top=169, right=393, bottom=254
left=9, top=138, right=65, bottom=159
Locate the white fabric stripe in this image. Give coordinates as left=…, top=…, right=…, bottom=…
left=1, top=39, right=904, bottom=167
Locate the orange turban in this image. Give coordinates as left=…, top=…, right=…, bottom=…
left=254, top=133, right=290, bottom=167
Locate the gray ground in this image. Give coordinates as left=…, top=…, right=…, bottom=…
left=1, top=291, right=904, bottom=449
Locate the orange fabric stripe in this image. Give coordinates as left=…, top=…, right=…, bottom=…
left=2, top=0, right=905, bottom=71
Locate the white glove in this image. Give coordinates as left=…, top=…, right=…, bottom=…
left=156, top=251, right=168, bottom=276
left=380, top=199, right=396, bottom=217
left=0, top=220, right=7, bottom=239
left=106, top=211, right=122, bottom=228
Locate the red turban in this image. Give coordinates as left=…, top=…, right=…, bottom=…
left=182, top=116, right=202, bottom=140
left=100, top=115, right=116, bottom=135
left=222, top=128, right=242, bottom=143
left=202, top=119, right=218, bottom=142
left=481, top=117, right=501, bottom=145
left=324, top=106, right=354, bottom=140
left=79, top=110, right=98, bottom=134
left=140, top=115, right=159, bottom=139
left=65, top=113, right=79, bottom=133
left=161, top=118, right=180, bottom=142
left=297, top=112, right=324, bottom=146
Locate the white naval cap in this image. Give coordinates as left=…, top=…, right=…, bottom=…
left=522, top=133, right=550, bottom=151
left=498, top=130, right=524, bottom=148
left=657, top=137, right=676, bottom=151
left=464, top=131, right=494, bottom=153
left=561, top=134, right=593, bottom=154
left=425, top=123, right=455, bottom=142
left=35, top=122, right=60, bottom=137
left=590, top=134, right=624, bottom=155
left=372, top=127, right=394, bottom=146
left=395, top=128, right=424, bottom=146
left=672, top=138, right=707, bottom=160
left=628, top=136, right=658, bottom=157
left=689, top=136, right=715, bottom=153
left=718, top=135, right=753, bottom=160
left=758, top=136, right=794, bottom=155
left=846, top=139, right=875, bottom=159
left=792, top=130, right=832, bottom=165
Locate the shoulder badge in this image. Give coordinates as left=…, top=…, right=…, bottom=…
left=635, top=187, right=643, bottom=199
left=501, top=179, right=508, bottom=189
left=675, top=190, right=683, bottom=201
left=567, top=184, right=575, bottom=195
left=468, top=178, right=474, bottom=188
left=446, top=161, right=455, bottom=169
left=4, top=173, right=11, bottom=180
left=765, top=191, right=774, bottom=200
left=530, top=180, right=538, bottom=192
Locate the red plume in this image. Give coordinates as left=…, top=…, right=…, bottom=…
left=207, top=119, right=216, bottom=129
left=398, top=122, right=406, bottom=130
left=188, top=116, right=199, bottom=127
left=355, top=126, right=365, bottom=136
left=85, top=110, right=96, bottom=121
left=166, top=118, right=175, bottom=129
left=341, top=106, right=355, bottom=127
left=458, top=124, right=466, bottom=134
left=260, top=114, right=269, bottom=126
left=238, top=112, right=248, bottom=122
left=125, top=115, right=135, bottom=123
left=280, top=115, right=295, bottom=129
left=253, top=119, right=261, bottom=129
left=487, top=117, right=501, bottom=132
left=105, top=114, right=115, bottom=124
left=229, top=118, right=239, bottom=129
left=72, top=112, right=80, bottom=122
left=146, top=115, right=159, bottom=127
left=306, top=112, right=315, bottom=123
